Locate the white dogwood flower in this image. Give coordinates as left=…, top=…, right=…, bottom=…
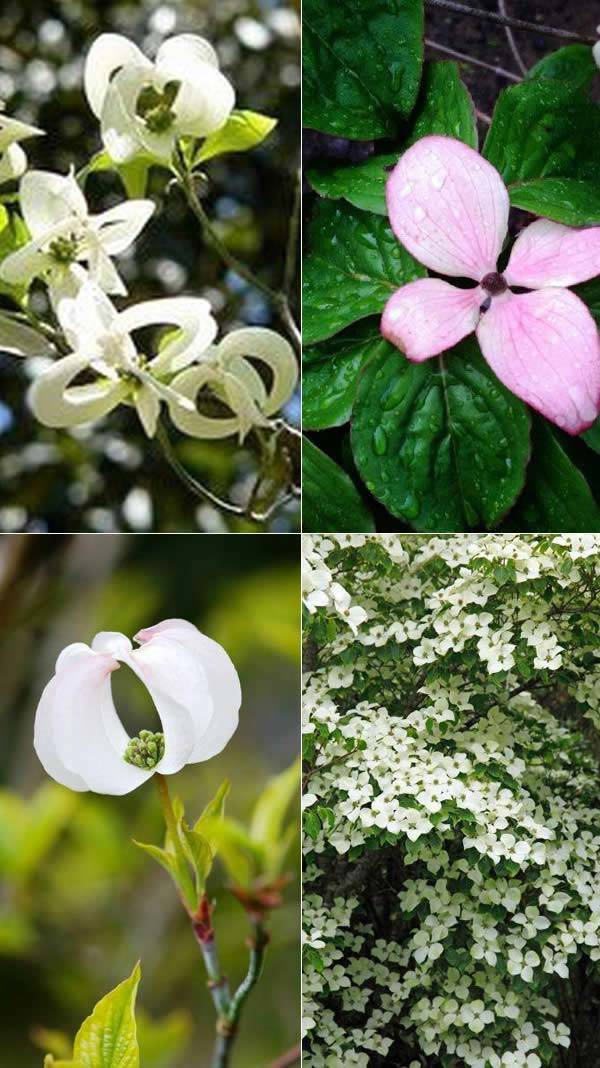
left=0, top=170, right=154, bottom=297
left=34, top=618, right=241, bottom=795
left=169, top=326, right=298, bottom=441
left=84, top=33, right=235, bottom=163
left=28, top=281, right=217, bottom=435
left=0, top=107, right=43, bottom=183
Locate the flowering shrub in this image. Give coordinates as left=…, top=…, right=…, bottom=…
left=303, top=0, right=600, bottom=533
left=0, top=20, right=299, bottom=529
left=303, top=533, right=600, bottom=1067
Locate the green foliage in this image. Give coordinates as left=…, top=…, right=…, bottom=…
left=509, top=177, right=600, bottom=226
left=303, top=0, right=424, bottom=138
left=303, top=199, right=425, bottom=345
left=303, top=321, right=389, bottom=429
left=194, top=110, right=277, bottom=163
left=527, top=44, right=596, bottom=93
left=351, top=340, right=531, bottom=531
left=303, top=439, right=375, bottom=534
left=73, top=964, right=141, bottom=1068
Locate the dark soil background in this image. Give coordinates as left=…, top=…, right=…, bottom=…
left=303, top=0, right=600, bottom=533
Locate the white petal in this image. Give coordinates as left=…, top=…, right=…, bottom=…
left=218, top=327, right=298, bottom=414
left=91, top=632, right=133, bottom=658
left=156, top=34, right=220, bottom=72
left=20, top=170, right=87, bottom=238
left=156, top=36, right=235, bottom=137
left=135, top=382, right=161, bottom=437
left=134, top=619, right=241, bottom=761
left=86, top=240, right=127, bottom=296
left=0, top=143, right=27, bottom=183
left=0, top=225, right=67, bottom=286
left=91, top=199, right=155, bottom=255
left=57, top=281, right=123, bottom=350
left=121, top=297, right=218, bottom=372
left=101, top=69, right=148, bottom=163
left=29, top=353, right=128, bottom=428
left=84, top=33, right=150, bottom=118
left=0, top=313, right=56, bottom=357
left=48, top=264, right=90, bottom=320
left=0, top=114, right=44, bottom=151
left=47, top=646, right=153, bottom=795
left=34, top=676, right=89, bottom=792
left=168, top=364, right=241, bottom=438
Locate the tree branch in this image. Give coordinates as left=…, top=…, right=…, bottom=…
left=424, top=0, right=596, bottom=43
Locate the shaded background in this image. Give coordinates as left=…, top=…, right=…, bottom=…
left=0, top=0, right=300, bottom=534
left=303, top=0, right=600, bottom=533
left=0, top=532, right=300, bottom=1067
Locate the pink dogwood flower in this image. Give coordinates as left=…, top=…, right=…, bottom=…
left=381, top=135, right=600, bottom=434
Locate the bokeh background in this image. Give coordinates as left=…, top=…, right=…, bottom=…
left=0, top=0, right=300, bottom=534
left=0, top=532, right=300, bottom=1067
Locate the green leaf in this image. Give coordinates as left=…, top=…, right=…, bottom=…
left=197, top=817, right=260, bottom=886
left=0, top=206, right=30, bottom=303
left=351, top=339, right=531, bottom=531
left=303, top=199, right=425, bottom=345
left=303, top=0, right=424, bottom=139
left=307, top=62, right=476, bottom=216
left=502, top=419, right=600, bottom=532
left=179, top=822, right=213, bottom=899
left=527, top=45, right=596, bottom=94
left=118, top=158, right=154, bottom=199
left=194, top=780, right=230, bottom=833
left=303, top=437, right=375, bottom=533
left=509, top=178, right=600, bottom=226
left=304, top=809, right=322, bottom=841
left=250, top=759, right=299, bottom=856
left=73, top=964, right=141, bottom=1068
left=303, top=319, right=391, bottom=429
left=195, top=110, right=277, bottom=163
left=132, top=840, right=181, bottom=884
left=484, top=80, right=600, bottom=185
left=136, top=1009, right=191, bottom=1068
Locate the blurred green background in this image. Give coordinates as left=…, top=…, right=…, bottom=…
left=0, top=532, right=301, bottom=1067
left=0, top=0, right=300, bottom=534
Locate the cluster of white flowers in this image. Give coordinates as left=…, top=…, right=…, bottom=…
left=303, top=535, right=600, bottom=1067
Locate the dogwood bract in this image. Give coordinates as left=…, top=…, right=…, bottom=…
left=0, top=107, right=43, bottom=183
left=84, top=33, right=235, bottom=164
left=34, top=618, right=241, bottom=795
left=382, top=135, right=600, bottom=434
left=0, top=169, right=154, bottom=298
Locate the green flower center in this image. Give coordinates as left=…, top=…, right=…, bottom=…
left=124, top=730, right=165, bottom=769
left=137, top=80, right=181, bottom=134
left=49, top=234, right=80, bottom=264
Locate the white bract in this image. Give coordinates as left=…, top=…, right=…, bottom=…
left=0, top=170, right=154, bottom=297
left=28, top=281, right=218, bottom=436
left=34, top=618, right=241, bottom=795
left=84, top=33, right=235, bottom=163
left=0, top=107, right=43, bottom=183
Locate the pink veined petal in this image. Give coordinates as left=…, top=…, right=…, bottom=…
left=505, top=218, right=600, bottom=288
left=476, top=287, right=600, bottom=434
left=39, top=647, right=154, bottom=795
left=134, top=619, right=241, bottom=761
left=381, top=278, right=483, bottom=361
left=386, top=135, right=509, bottom=281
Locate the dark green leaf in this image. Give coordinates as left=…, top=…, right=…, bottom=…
left=484, top=81, right=600, bottom=185
left=527, top=45, right=596, bottom=94
left=502, top=419, right=600, bottom=532
left=303, top=320, right=390, bottom=429
left=307, top=62, right=476, bottom=216
left=303, top=199, right=425, bottom=345
left=351, top=339, right=530, bottom=531
left=303, top=0, right=424, bottom=139
left=509, top=178, right=600, bottom=226
left=304, top=809, right=322, bottom=841
left=303, top=438, right=375, bottom=533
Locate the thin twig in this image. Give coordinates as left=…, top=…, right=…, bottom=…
left=425, top=37, right=520, bottom=81
left=213, top=922, right=270, bottom=1068
left=155, top=421, right=247, bottom=518
left=476, top=109, right=492, bottom=125
left=265, top=1044, right=301, bottom=1068
left=283, top=169, right=301, bottom=295
left=424, top=0, right=596, bottom=43
left=498, top=0, right=528, bottom=75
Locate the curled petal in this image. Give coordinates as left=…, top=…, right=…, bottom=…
left=168, top=364, right=242, bottom=439
left=91, top=199, right=155, bottom=255
left=0, top=143, right=27, bottom=183
left=156, top=34, right=220, bottom=72
left=122, top=297, right=218, bottom=372
left=477, top=287, right=600, bottom=434
left=135, top=383, right=161, bottom=437
left=84, top=33, right=150, bottom=118
left=101, top=67, right=150, bottom=163
left=505, top=218, right=600, bottom=288
left=35, top=645, right=153, bottom=795
left=20, top=170, right=87, bottom=238
left=381, top=278, right=482, bottom=361
left=134, top=619, right=241, bottom=762
left=86, top=241, right=127, bottom=296
left=0, top=114, right=44, bottom=152
left=156, top=36, right=235, bottom=137
left=218, top=327, right=298, bottom=414
left=386, top=135, right=509, bottom=280
left=0, top=312, right=56, bottom=357
left=29, top=353, right=129, bottom=428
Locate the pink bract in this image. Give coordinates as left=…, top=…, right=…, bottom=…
left=381, top=135, right=600, bottom=434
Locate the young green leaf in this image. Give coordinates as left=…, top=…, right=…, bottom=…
left=195, top=110, right=277, bottom=163
left=303, top=438, right=375, bottom=533
left=179, top=821, right=213, bottom=899
left=509, top=177, right=600, bottom=226
left=307, top=62, right=476, bottom=216
left=250, top=759, right=299, bottom=855
left=501, top=419, right=600, bottom=532
left=303, top=0, right=424, bottom=139
left=196, top=817, right=260, bottom=886
left=351, top=339, right=531, bottom=531
left=73, top=963, right=141, bottom=1068
left=303, top=200, right=425, bottom=345
left=303, top=320, right=390, bottom=429
left=194, top=780, right=230, bottom=833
